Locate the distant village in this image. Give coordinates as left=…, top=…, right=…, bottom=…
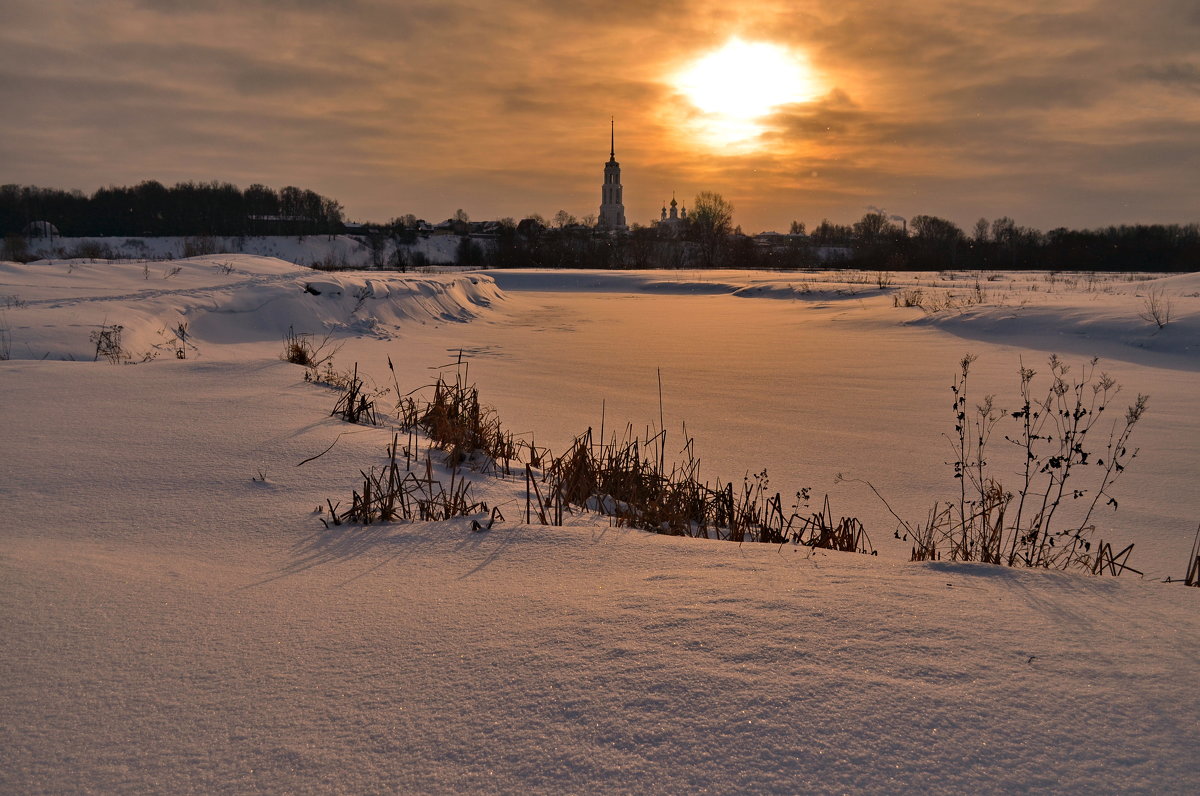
left=3, top=131, right=1197, bottom=272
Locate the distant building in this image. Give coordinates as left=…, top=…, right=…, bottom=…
left=656, top=194, right=688, bottom=236
left=23, top=220, right=59, bottom=238
left=598, top=120, right=627, bottom=230
left=433, top=218, right=470, bottom=235
left=517, top=217, right=545, bottom=237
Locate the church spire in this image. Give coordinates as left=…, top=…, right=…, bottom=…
left=599, top=118, right=626, bottom=230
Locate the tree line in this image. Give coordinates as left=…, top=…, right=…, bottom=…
left=1, top=181, right=344, bottom=238
left=797, top=211, right=1199, bottom=273
left=4, top=180, right=1196, bottom=272
left=463, top=202, right=1199, bottom=273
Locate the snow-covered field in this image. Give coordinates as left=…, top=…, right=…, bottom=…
left=2, top=257, right=1198, bottom=793
left=19, top=233, right=469, bottom=268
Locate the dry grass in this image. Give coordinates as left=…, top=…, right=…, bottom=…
left=894, top=280, right=989, bottom=312
left=315, top=358, right=874, bottom=558
left=322, top=434, right=493, bottom=527
left=535, top=425, right=874, bottom=553
left=894, top=288, right=925, bottom=308
left=312, top=352, right=1153, bottom=580
left=396, top=368, right=516, bottom=473
left=281, top=325, right=337, bottom=368
left=154, top=322, right=195, bottom=360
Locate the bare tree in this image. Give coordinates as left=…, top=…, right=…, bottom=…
left=853, top=210, right=894, bottom=243
left=691, top=191, right=735, bottom=267
left=991, top=216, right=1016, bottom=247
left=911, top=215, right=965, bottom=268
left=911, top=215, right=963, bottom=242
left=1138, top=286, right=1173, bottom=328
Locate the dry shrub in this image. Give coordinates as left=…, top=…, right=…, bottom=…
left=281, top=326, right=336, bottom=368
left=90, top=322, right=129, bottom=364
left=182, top=236, right=217, bottom=258
left=3, top=234, right=32, bottom=263
left=71, top=241, right=113, bottom=260
left=857, top=354, right=1147, bottom=575
left=311, top=251, right=351, bottom=271
left=0, top=310, right=10, bottom=361
left=1138, top=286, right=1173, bottom=329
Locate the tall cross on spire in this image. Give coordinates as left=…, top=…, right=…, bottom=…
left=610, top=117, right=615, bottom=160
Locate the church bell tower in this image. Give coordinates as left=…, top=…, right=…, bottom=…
left=598, top=119, right=627, bottom=230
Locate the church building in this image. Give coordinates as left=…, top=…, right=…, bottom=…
left=656, top=193, right=688, bottom=235
left=598, top=120, right=627, bottom=230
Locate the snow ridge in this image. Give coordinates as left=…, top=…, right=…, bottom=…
left=1, top=256, right=504, bottom=360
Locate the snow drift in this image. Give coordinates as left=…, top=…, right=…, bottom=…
left=1, top=255, right=503, bottom=360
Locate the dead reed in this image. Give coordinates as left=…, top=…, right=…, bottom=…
left=316, top=358, right=873, bottom=557
left=321, top=359, right=516, bottom=530
left=322, top=434, right=493, bottom=527
left=1186, top=525, right=1200, bottom=587
left=396, top=368, right=516, bottom=473
left=534, top=425, right=874, bottom=553
left=330, top=362, right=377, bottom=425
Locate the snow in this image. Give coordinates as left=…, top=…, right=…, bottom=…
left=20, top=233, right=473, bottom=268
left=0, top=255, right=503, bottom=360
left=2, top=260, right=1199, bottom=793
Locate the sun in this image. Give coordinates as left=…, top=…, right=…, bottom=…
left=674, top=38, right=819, bottom=147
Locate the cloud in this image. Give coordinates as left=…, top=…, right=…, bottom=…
left=935, top=74, right=1107, bottom=111
left=2, top=0, right=1198, bottom=231
left=1130, top=62, right=1200, bottom=93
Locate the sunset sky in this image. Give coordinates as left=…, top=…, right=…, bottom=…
left=3, top=0, right=1198, bottom=233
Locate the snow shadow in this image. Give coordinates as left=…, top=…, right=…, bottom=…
left=245, top=517, right=528, bottom=588
left=241, top=522, right=454, bottom=589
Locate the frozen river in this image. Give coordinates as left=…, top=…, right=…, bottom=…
left=337, top=269, right=1200, bottom=577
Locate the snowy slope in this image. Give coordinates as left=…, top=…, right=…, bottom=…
left=21, top=233, right=475, bottom=268
left=2, top=261, right=1199, bottom=793
left=2, top=360, right=1198, bottom=794
left=0, top=255, right=503, bottom=360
